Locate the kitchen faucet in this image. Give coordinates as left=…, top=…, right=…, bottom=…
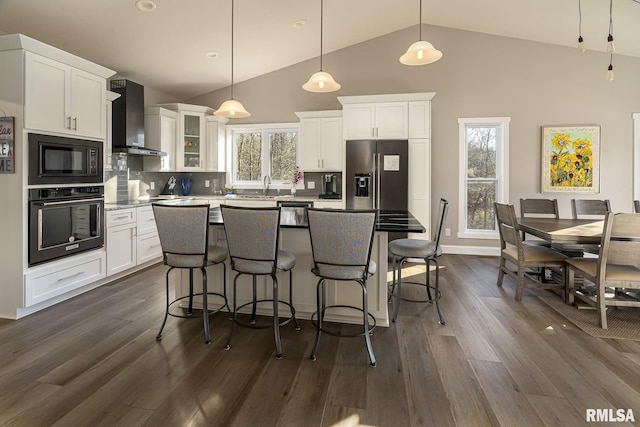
left=263, top=175, right=271, bottom=195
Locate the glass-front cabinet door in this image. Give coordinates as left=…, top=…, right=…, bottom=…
left=183, top=114, right=203, bottom=169
left=159, top=103, right=215, bottom=171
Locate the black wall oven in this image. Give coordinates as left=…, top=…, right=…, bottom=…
left=29, top=186, right=104, bottom=266
left=28, top=133, right=103, bottom=185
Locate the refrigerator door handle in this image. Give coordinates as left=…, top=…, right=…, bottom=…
left=376, top=153, right=381, bottom=210
left=372, top=153, right=377, bottom=209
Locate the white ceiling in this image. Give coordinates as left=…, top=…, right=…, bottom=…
left=1, top=0, right=639, bottom=100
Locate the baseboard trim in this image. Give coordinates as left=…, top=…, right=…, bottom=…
left=442, top=245, right=500, bottom=257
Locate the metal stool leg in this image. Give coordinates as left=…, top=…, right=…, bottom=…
left=310, top=278, right=324, bottom=361
left=250, top=275, right=258, bottom=325
left=188, top=268, right=194, bottom=315
left=361, top=280, right=376, bottom=367
left=272, top=274, right=282, bottom=359
left=224, top=273, right=241, bottom=350
left=289, top=269, right=301, bottom=331
left=392, top=257, right=406, bottom=323
left=156, top=267, right=173, bottom=341
left=201, top=267, right=211, bottom=344
left=433, top=259, right=445, bottom=325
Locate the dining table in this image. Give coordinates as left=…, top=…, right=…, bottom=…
left=517, top=217, right=604, bottom=246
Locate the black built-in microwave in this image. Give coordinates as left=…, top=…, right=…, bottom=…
left=28, top=133, right=103, bottom=185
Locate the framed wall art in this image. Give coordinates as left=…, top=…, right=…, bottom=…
left=541, top=125, right=600, bottom=193
left=0, top=116, right=15, bottom=174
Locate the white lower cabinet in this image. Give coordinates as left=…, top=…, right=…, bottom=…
left=24, top=251, right=106, bottom=307
left=313, top=200, right=343, bottom=209
left=106, top=208, right=137, bottom=276
left=106, top=206, right=162, bottom=276
left=136, top=206, right=162, bottom=264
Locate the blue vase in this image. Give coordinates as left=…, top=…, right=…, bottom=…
left=179, top=178, right=192, bottom=196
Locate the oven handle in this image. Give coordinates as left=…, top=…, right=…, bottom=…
left=39, top=198, right=104, bottom=206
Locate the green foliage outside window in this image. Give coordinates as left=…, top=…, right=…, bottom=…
left=466, top=126, right=497, bottom=230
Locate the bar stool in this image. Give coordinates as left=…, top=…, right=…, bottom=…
left=220, top=205, right=300, bottom=359
left=388, top=198, right=449, bottom=324
left=307, top=208, right=378, bottom=367
left=152, top=203, right=229, bottom=344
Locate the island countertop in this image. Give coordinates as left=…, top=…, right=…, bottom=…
left=208, top=206, right=426, bottom=233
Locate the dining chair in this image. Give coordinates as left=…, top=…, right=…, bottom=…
left=519, top=198, right=559, bottom=281
left=571, top=199, right=611, bottom=219
left=307, top=208, right=378, bottom=367
left=519, top=198, right=559, bottom=242
left=634, top=200, right=640, bottom=214
left=220, top=205, right=300, bottom=358
left=494, top=202, right=568, bottom=301
left=571, top=199, right=611, bottom=255
left=152, top=203, right=229, bottom=344
left=565, top=213, right=640, bottom=329
left=388, top=198, right=449, bottom=324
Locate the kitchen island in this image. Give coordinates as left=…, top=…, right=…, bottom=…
left=170, top=203, right=426, bottom=327
left=204, top=207, right=425, bottom=326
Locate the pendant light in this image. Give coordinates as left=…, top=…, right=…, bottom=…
left=400, top=0, right=442, bottom=66
left=215, top=0, right=250, bottom=118
left=605, top=0, right=614, bottom=81
left=302, top=0, right=341, bottom=93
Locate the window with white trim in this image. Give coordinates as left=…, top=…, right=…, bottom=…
left=228, top=123, right=299, bottom=187
left=458, top=117, right=510, bottom=239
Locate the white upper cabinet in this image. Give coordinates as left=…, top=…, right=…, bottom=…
left=159, top=103, right=215, bottom=171
left=25, top=52, right=107, bottom=139
left=145, top=107, right=177, bottom=171
left=205, top=115, right=228, bottom=172
left=296, top=110, right=342, bottom=171
left=408, top=100, right=431, bottom=139
left=341, top=102, right=407, bottom=140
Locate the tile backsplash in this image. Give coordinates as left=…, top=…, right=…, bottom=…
left=104, top=153, right=342, bottom=202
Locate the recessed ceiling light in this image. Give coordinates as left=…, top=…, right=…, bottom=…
left=293, top=19, right=307, bottom=29
left=206, top=52, right=219, bottom=59
left=136, top=0, right=157, bottom=12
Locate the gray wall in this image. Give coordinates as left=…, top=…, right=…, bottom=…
left=187, top=24, right=640, bottom=249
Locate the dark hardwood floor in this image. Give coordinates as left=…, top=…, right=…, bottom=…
left=1, top=254, right=639, bottom=426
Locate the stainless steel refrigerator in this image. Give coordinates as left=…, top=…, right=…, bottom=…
left=346, top=140, right=409, bottom=239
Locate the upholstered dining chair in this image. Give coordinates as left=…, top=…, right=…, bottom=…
left=565, top=213, right=640, bottom=329
left=220, top=205, right=300, bottom=359
left=494, top=202, right=567, bottom=301
left=388, top=198, right=449, bottom=324
left=307, top=208, right=378, bottom=367
left=152, top=203, right=228, bottom=344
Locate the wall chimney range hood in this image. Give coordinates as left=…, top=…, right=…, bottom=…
left=110, top=79, right=166, bottom=157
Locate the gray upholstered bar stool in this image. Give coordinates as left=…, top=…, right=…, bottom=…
left=220, top=205, right=300, bottom=359
left=152, top=203, right=228, bottom=344
left=388, top=198, right=449, bottom=324
left=307, top=208, right=378, bottom=367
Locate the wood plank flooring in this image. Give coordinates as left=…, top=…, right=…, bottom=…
left=1, top=254, right=639, bottom=426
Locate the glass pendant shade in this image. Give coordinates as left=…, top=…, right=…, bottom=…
left=577, top=36, right=585, bottom=52
left=606, top=64, right=614, bottom=81
left=399, top=40, right=442, bottom=65
left=302, top=70, right=341, bottom=92
left=215, top=99, right=250, bottom=118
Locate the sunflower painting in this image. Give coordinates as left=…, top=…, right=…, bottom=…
left=541, top=125, right=600, bottom=193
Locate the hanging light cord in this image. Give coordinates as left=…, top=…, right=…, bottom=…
left=578, top=0, right=583, bottom=39
left=608, top=0, right=614, bottom=39
left=319, top=0, right=324, bottom=71
left=230, top=0, right=235, bottom=100
left=419, top=0, right=422, bottom=40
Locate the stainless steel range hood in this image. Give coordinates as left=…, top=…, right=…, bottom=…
left=112, top=146, right=166, bottom=156
left=111, top=79, right=166, bottom=157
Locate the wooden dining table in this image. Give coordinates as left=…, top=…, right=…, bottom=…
left=517, top=217, right=604, bottom=245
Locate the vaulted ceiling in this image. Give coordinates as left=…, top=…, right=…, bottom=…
left=1, top=0, right=639, bottom=100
